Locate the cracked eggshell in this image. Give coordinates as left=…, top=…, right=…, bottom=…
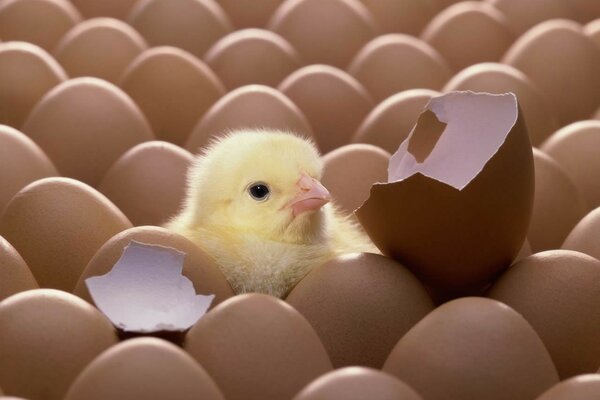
left=286, top=253, right=433, bottom=369
left=98, top=141, right=193, bottom=226
left=503, top=20, right=600, bottom=125
left=185, top=85, right=314, bottom=152
left=184, top=294, right=332, bottom=400
left=356, top=91, right=534, bottom=293
left=322, top=144, right=389, bottom=214
left=348, top=34, right=451, bottom=102
left=53, top=18, right=148, bottom=83
left=64, top=338, right=224, bottom=400
left=0, top=0, right=81, bottom=51
left=279, top=65, right=374, bottom=153
left=562, top=207, right=600, bottom=260
left=292, top=367, right=423, bottom=400
left=488, top=250, right=600, bottom=378
left=353, top=89, right=439, bottom=154
left=0, top=235, right=37, bottom=301
left=204, top=29, right=302, bottom=90
left=0, top=177, right=132, bottom=291
left=0, top=42, right=66, bottom=127
left=119, top=46, right=225, bottom=146
left=268, top=0, right=378, bottom=68
left=0, top=289, right=118, bottom=400
left=383, top=297, right=559, bottom=400
left=73, top=226, right=233, bottom=309
left=22, top=77, right=153, bottom=186
left=537, top=375, right=600, bottom=400
left=217, top=0, right=283, bottom=28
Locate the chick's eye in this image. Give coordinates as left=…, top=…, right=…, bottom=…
left=248, top=183, right=270, bottom=201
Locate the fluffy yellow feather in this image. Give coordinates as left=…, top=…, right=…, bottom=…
left=165, top=129, right=377, bottom=298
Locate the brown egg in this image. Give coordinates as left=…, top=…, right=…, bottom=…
left=0, top=125, right=57, bottom=213
left=537, top=375, right=600, bottom=400
left=0, top=235, right=37, bottom=301
left=562, top=207, right=600, bottom=260
left=0, top=177, right=132, bottom=291
left=356, top=92, right=534, bottom=294
left=0, top=0, right=81, bottom=51
left=347, top=34, right=452, bottom=102
left=487, top=0, right=575, bottom=35
left=0, top=289, right=118, bottom=400
left=529, top=149, right=586, bottom=252
left=569, top=0, right=600, bottom=24
left=184, top=294, right=332, bottom=400
left=98, top=142, right=192, bottom=226
left=322, top=144, right=389, bottom=214
left=293, top=367, right=423, bottom=400
left=353, top=89, right=439, bottom=154
left=73, top=225, right=233, bottom=307
left=217, top=0, right=282, bottom=27
left=128, top=0, right=232, bottom=58
left=54, top=18, right=148, bottom=83
left=503, top=20, right=600, bottom=125
left=22, top=77, right=153, bottom=186
left=358, top=0, right=437, bottom=35
left=383, top=297, right=559, bottom=400
left=279, top=65, right=374, bottom=152
left=64, top=338, right=224, bottom=400
left=443, top=63, right=559, bottom=146
left=185, top=84, right=314, bottom=152
left=268, top=0, right=378, bottom=68
left=0, top=42, right=66, bottom=127
left=585, top=19, right=600, bottom=51
left=542, top=120, right=600, bottom=210
left=119, top=46, right=225, bottom=146
left=287, top=253, right=433, bottom=368
left=204, top=28, right=302, bottom=90
left=488, top=250, right=600, bottom=378
left=421, top=1, right=514, bottom=71
left=69, top=0, right=137, bottom=19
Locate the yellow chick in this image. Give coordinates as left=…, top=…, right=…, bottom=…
left=165, top=129, right=377, bottom=298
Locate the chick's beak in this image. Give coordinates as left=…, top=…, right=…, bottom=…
left=287, top=172, right=331, bottom=217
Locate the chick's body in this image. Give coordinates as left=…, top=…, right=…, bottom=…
left=166, top=130, right=376, bottom=298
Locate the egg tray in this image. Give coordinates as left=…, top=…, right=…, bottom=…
left=1, top=0, right=600, bottom=399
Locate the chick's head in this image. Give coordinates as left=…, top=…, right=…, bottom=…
left=184, top=130, right=332, bottom=244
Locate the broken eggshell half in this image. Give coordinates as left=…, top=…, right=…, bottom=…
left=356, top=91, right=533, bottom=294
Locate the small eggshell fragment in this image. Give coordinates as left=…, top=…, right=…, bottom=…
left=347, top=34, right=452, bottom=102
left=0, top=177, right=132, bottom=291
left=279, top=65, right=373, bottom=152
left=0, top=235, right=37, bottom=301
left=537, top=375, right=600, bottom=400
left=0, top=42, right=66, bottom=127
left=383, top=297, right=559, bottom=400
left=287, top=253, right=433, bottom=368
left=542, top=120, right=600, bottom=210
left=358, top=0, right=437, bottom=35
left=562, top=207, right=600, bottom=260
left=322, top=145, right=389, bottom=214
left=353, top=89, right=439, bottom=154
left=185, top=84, right=314, bottom=152
left=488, top=250, right=600, bottom=378
left=98, top=142, right=192, bottom=226
left=128, top=0, right=233, bottom=58
left=73, top=226, right=233, bottom=308
left=268, top=0, right=378, bottom=68
left=184, top=294, right=332, bottom=400
left=443, top=63, right=559, bottom=146
left=529, top=149, right=586, bottom=252
left=217, top=0, right=283, bottom=27
left=292, top=367, right=423, bottom=400
left=487, top=0, right=575, bottom=35
left=0, top=289, right=118, bottom=400
left=421, top=1, right=514, bottom=71
left=0, top=125, right=57, bottom=213
left=204, top=29, right=302, bottom=90
left=120, top=46, right=225, bottom=145
left=22, top=77, right=154, bottom=186
left=53, top=18, right=148, bottom=83
left=64, top=338, right=224, bottom=400
left=0, top=0, right=81, bottom=51
left=503, top=20, right=600, bottom=125
left=69, top=0, right=137, bottom=19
